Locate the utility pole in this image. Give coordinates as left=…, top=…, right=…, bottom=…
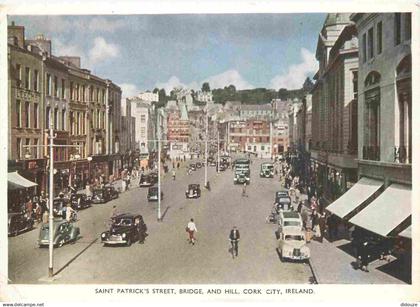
left=217, top=128, right=220, bottom=173
left=204, top=107, right=208, bottom=187
left=270, top=121, right=273, bottom=160
left=48, top=124, right=55, bottom=278
left=157, top=113, right=161, bottom=221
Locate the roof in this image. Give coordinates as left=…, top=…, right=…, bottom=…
left=240, top=104, right=272, bottom=111
left=282, top=211, right=301, bottom=219
left=188, top=184, right=199, bottom=187
left=282, top=226, right=305, bottom=236
left=112, top=213, right=139, bottom=219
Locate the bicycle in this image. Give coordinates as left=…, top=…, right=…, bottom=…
left=230, top=239, right=239, bottom=259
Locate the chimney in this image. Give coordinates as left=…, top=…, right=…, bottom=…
left=8, top=21, right=25, bottom=49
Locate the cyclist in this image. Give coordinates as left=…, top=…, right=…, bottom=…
left=229, top=226, right=240, bottom=258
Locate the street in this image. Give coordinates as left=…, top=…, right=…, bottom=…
left=8, top=157, right=313, bottom=284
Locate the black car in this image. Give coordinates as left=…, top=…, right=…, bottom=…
left=275, top=190, right=292, bottom=211
left=53, top=197, right=70, bottom=217
left=92, top=186, right=119, bottom=204
left=139, top=174, right=156, bottom=187
left=8, top=212, right=34, bottom=236
left=101, top=213, right=148, bottom=246
left=185, top=184, right=201, bottom=199
left=147, top=187, right=163, bottom=201
left=70, top=194, right=92, bottom=210
left=188, top=163, right=196, bottom=171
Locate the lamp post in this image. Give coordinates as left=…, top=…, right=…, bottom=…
left=204, top=107, right=208, bottom=187
left=157, top=114, right=162, bottom=222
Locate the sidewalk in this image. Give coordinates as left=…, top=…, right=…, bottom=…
left=309, top=237, right=406, bottom=284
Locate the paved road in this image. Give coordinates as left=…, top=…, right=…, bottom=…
left=8, top=157, right=313, bottom=284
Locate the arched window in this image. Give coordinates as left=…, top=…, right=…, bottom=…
left=395, top=55, right=412, bottom=163
left=363, top=71, right=381, bottom=161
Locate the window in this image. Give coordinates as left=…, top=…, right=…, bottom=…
left=33, top=70, right=39, bottom=91
left=89, top=87, right=93, bottom=101
left=25, top=139, right=30, bottom=157
left=102, top=111, right=105, bottom=129
left=25, top=67, right=30, bottom=89
left=54, top=108, right=58, bottom=130
left=16, top=138, right=21, bottom=159
left=70, top=111, right=74, bottom=135
left=140, top=115, right=146, bottom=123
left=16, top=64, right=22, bottom=86
left=102, top=89, right=106, bottom=103
left=33, top=103, right=38, bottom=128
left=16, top=100, right=21, bottom=127
left=377, top=22, right=382, bottom=54
left=25, top=101, right=30, bottom=128
left=352, top=71, right=358, bottom=99
left=70, top=82, right=74, bottom=100
left=33, top=139, right=38, bottom=158
left=362, top=33, right=367, bottom=63
left=46, top=74, right=52, bottom=96
left=82, top=85, right=85, bottom=102
left=261, top=145, right=265, bottom=151
left=76, top=84, right=79, bottom=101
left=54, top=76, right=58, bottom=97
left=404, top=13, right=411, bottom=41
left=46, top=106, right=51, bottom=129
left=61, top=109, right=66, bottom=130
left=61, top=79, right=65, bottom=98
left=368, top=27, right=374, bottom=59
left=395, top=13, right=401, bottom=45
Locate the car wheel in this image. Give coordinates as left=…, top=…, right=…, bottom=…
left=58, top=238, right=65, bottom=248
left=126, top=238, right=132, bottom=247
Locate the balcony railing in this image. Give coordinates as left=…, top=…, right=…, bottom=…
left=362, top=145, right=380, bottom=161
left=394, top=146, right=412, bottom=164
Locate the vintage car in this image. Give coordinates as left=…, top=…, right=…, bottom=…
left=278, top=227, right=310, bottom=262
left=149, top=171, right=159, bottom=183
left=185, top=184, right=201, bottom=199
left=101, top=213, right=147, bottom=246
left=92, top=186, right=119, bottom=204
left=139, top=174, right=156, bottom=187
left=278, top=211, right=303, bottom=233
left=188, top=163, right=196, bottom=171
left=147, top=187, right=163, bottom=201
left=260, top=163, right=274, bottom=178
left=53, top=197, right=70, bottom=217
left=234, top=171, right=250, bottom=185
left=8, top=212, right=34, bottom=236
left=38, top=219, right=80, bottom=248
left=70, top=194, right=91, bottom=210
left=208, top=158, right=217, bottom=166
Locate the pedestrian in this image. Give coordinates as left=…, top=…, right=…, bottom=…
left=42, top=210, right=49, bottom=224
left=229, top=226, right=240, bottom=257
left=172, top=169, right=176, bottom=180
left=358, top=241, right=371, bottom=272
left=65, top=204, right=76, bottom=222
left=25, top=196, right=33, bottom=219
left=241, top=182, right=248, bottom=197
left=110, top=205, right=118, bottom=219
left=186, top=218, right=197, bottom=245
left=177, top=162, right=180, bottom=169
left=318, top=211, right=326, bottom=243
left=34, top=201, right=42, bottom=223
left=297, top=201, right=303, bottom=214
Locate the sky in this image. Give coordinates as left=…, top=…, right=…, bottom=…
left=10, top=14, right=326, bottom=98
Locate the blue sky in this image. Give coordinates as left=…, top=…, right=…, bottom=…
left=11, top=14, right=325, bottom=97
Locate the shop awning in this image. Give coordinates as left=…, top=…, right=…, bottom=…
left=7, top=171, right=38, bottom=190
left=349, top=184, right=411, bottom=237
left=326, top=177, right=383, bottom=219
left=399, top=226, right=412, bottom=239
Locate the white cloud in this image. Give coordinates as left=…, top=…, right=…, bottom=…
left=269, top=48, right=317, bottom=90
left=204, top=69, right=253, bottom=90
left=87, top=37, right=120, bottom=67
left=120, top=83, right=141, bottom=100
left=155, top=76, right=187, bottom=93
left=53, top=38, right=85, bottom=58
left=154, top=69, right=253, bottom=93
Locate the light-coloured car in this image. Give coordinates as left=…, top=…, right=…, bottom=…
left=278, top=211, right=303, bottom=233
left=278, top=227, right=310, bottom=261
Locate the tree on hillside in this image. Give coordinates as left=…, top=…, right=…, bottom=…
left=201, top=82, right=210, bottom=92
left=303, top=77, right=314, bottom=92
left=278, top=88, right=288, bottom=100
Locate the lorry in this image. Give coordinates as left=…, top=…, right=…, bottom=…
left=233, top=158, right=251, bottom=184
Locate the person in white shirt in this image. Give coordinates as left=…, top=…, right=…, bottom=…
left=65, top=204, right=76, bottom=222
left=186, top=218, right=197, bottom=245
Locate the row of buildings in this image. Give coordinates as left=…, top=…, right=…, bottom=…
left=8, top=22, right=122, bottom=195
left=289, top=13, right=412, bottom=243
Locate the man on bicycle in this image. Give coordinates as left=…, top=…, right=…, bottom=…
left=229, top=226, right=240, bottom=257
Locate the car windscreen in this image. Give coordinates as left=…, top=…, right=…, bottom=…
left=285, top=235, right=304, bottom=241
left=278, top=197, right=291, bottom=203
left=115, top=218, right=132, bottom=226
left=284, top=221, right=301, bottom=227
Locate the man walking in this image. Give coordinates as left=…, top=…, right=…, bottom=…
left=186, top=218, right=197, bottom=245
left=241, top=182, right=248, bottom=197
left=229, top=226, right=240, bottom=257
left=172, top=169, right=176, bottom=180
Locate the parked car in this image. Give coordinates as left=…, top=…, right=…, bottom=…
left=147, top=187, right=163, bottom=201
left=92, top=186, right=119, bottom=204
left=53, top=197, right=70, bottom=217
left=188, top=163, right=196, bottom=171
left=8, top=212, right=34, bottom=236
left=185, top=184, right=201, bottom=199
left=38, top=219, right=80, bottom=248
left=139, top=174, right=156, bottom=187
left=278, top=227, right=310, bottom=262
left=278, top=211, right=303, bottom=234
left=101, top=213, right=147, bottom=246
left=70, top=194, right=91, bottom=210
